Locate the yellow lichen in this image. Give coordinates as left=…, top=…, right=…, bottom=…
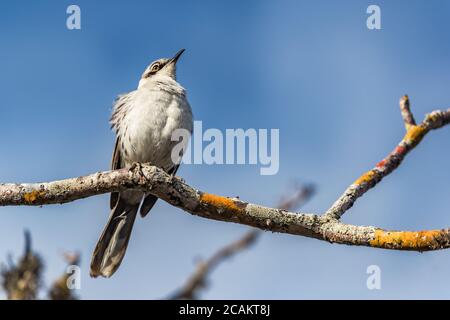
left=354, top=170, right=376, bottom=186
left=23, top=190, right=46, bottom=203
left=404, top=125, right=427, bottom=144
left=370, top=229, right=442, bottom=249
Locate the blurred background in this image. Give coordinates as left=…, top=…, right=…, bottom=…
left=0, top=0, right=449, bottom=299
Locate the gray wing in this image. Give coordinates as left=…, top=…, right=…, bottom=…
left=110, top=92, right=136, bottom=132
left=110, top=92, right=136, bottom=208
left=110, top=137, right=122, bottom=209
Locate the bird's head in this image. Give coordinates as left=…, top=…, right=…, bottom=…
left=138, top=49, right=185, bottom=88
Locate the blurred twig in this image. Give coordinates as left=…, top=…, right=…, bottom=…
left=170, top=183, right=315, bottom=299
left=277, top=183, right=315, bottom=211
left=1, top=231, right=80, bottom=300
left=1, top=230, right=43, bottom=300
left=170, top=230, right=260, bottom=299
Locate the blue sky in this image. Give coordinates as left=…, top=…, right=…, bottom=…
left=0, top=0, right=449, bottom=299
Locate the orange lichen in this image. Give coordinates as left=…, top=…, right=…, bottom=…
left=370, top=229, right=443, bottom=249
left=200, top=193, right=245, bottom=215
left=376, top=159, right=387, bottom=168
left=354, top=170, right=377, bottom=186
left=404, top=125, right=427, bottom=144
left=23, top=190, right=46, bottom=203
left=394, top=145, right=406, bottom=155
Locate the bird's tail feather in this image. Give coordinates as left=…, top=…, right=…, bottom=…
left=90, top=199, right=139, bottom=278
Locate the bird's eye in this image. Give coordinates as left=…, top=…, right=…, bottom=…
left=151, top=63, right=160, bottom=72
left=143, top=62, right=162, bottom=78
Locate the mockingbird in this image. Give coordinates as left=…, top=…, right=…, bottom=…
left=90, top=49, right=193, bottom=278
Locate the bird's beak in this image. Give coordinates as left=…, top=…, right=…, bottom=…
left=170, top=48, right=185, bottom=64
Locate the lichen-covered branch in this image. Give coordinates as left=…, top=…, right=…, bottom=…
left=0, top=99, right=449, bottom=251
left=324, top=101, right=450, bottom=220
left=399, top=95, right=416, bottom=129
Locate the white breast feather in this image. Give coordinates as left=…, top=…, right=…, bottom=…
left=113, top=76, right=192, bottom=171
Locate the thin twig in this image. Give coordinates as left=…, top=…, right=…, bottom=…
left=324, top=106, right=449, bottom=220
left=399, top=95, right=416, bottom=129
left=170, top=230, right=259, bottom=299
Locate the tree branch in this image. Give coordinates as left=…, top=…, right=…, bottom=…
left=399, top=95, right=416, bottom=129
left=0, top=100, right=449, bottom=251
left=324, top=105, right=450, bottom=220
